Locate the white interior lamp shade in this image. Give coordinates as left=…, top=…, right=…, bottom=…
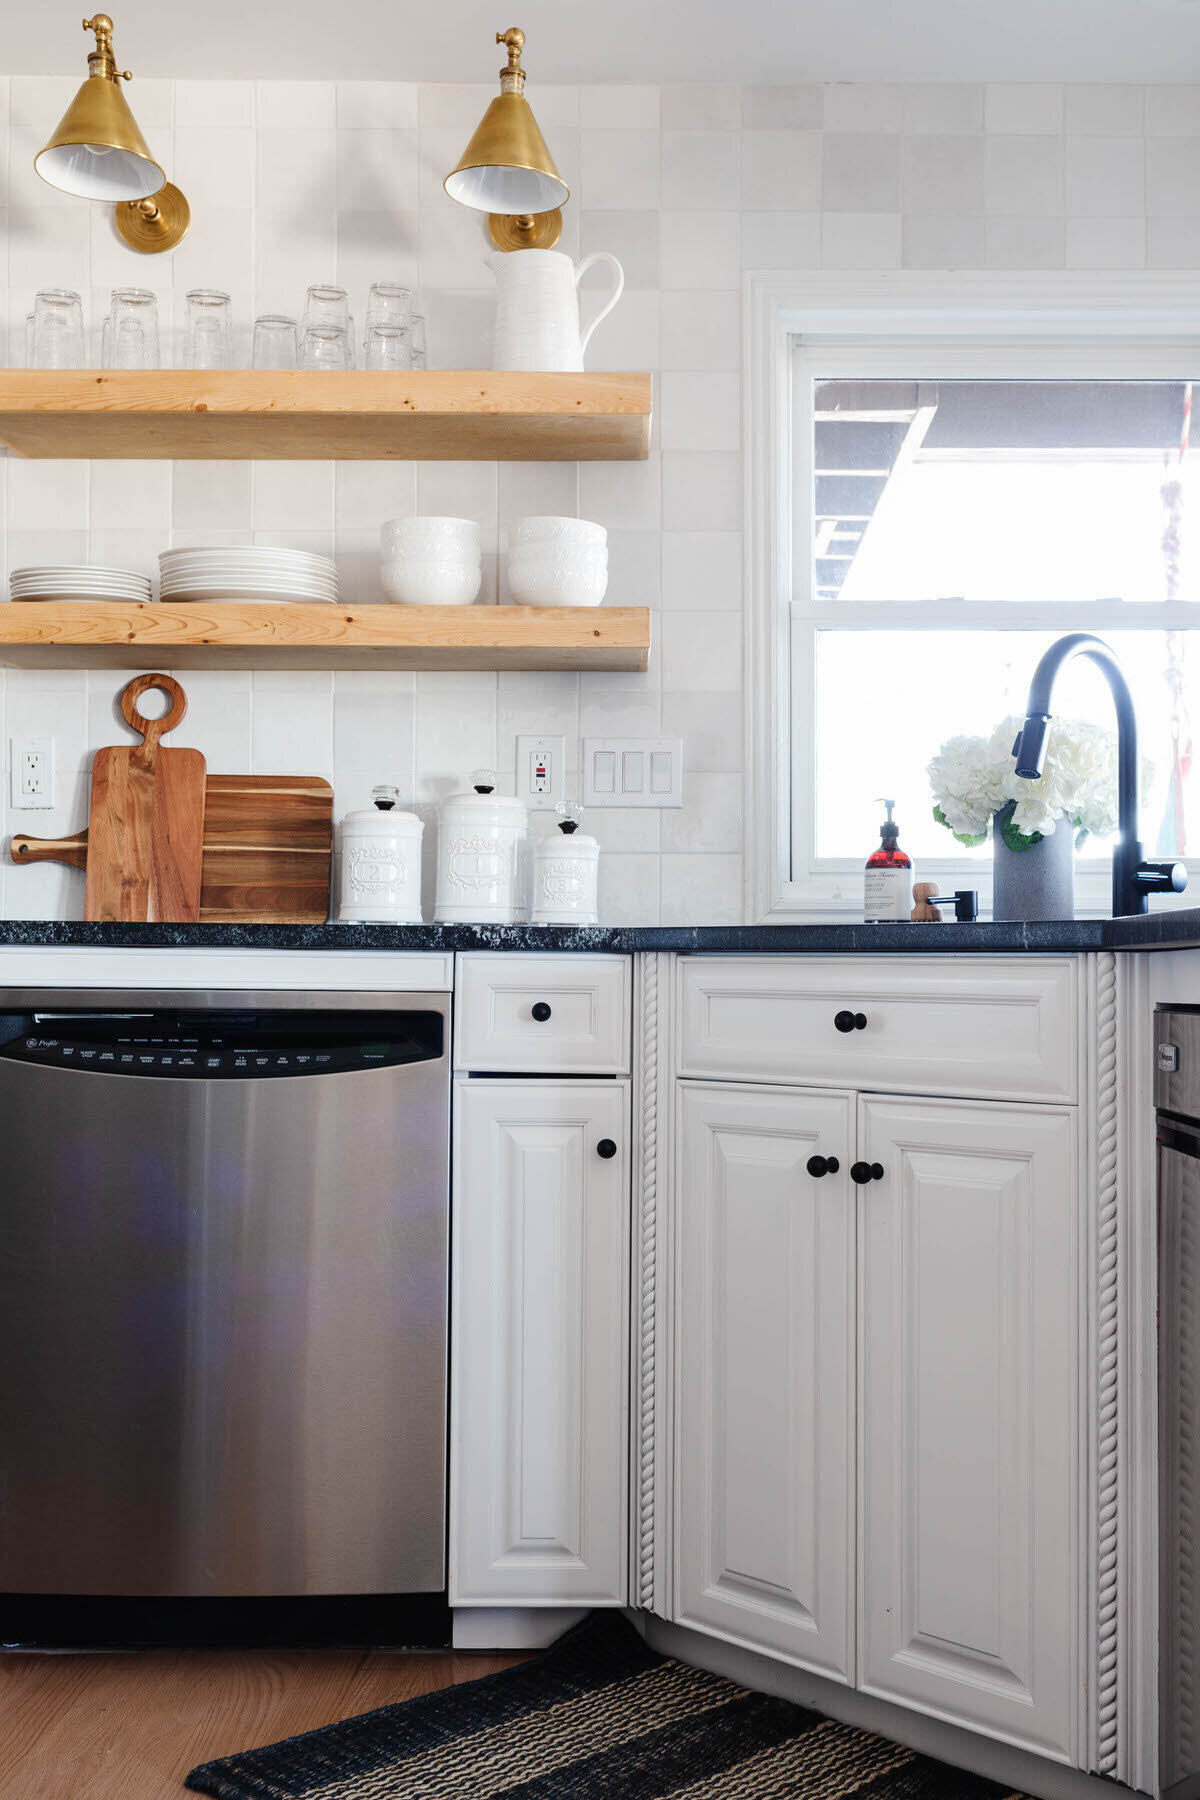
left=35, top=140, right=162, bottom=202
left=444, top=162, right=568, bottom=214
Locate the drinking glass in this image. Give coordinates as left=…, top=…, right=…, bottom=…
left=409, top=313, right=427, bottom=371
left=29, top=289, right=85, bottom=369
left=302, top=286, right=353, bottom=368
left=252, top=314, right=299, bottom=370
left=364, top=323, right=411, bottom=371
left=184, top=289, right=232, bottom=370
left=105, top=287, right=159, bottom=369
left=300, top=323, right=353, bottom=371
left=366, top=281, right=413, bottom=330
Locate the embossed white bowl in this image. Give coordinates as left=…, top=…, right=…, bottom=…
left=509, top=515, right=607, bottom=550
left=382, top=516, right=480, bottom=554
left=507, top=554, right=608, bottom=608
left=382, top=557, right=482, bottom=606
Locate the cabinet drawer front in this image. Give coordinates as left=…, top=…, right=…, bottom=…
left=678, top=956, right=1078, bottom=1101
left=455, top=953, right=631, bottom=1073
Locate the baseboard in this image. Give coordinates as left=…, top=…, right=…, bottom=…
left=643, top=1616, right=1148, bottom=1800
left=450, top=1607, right=589, bottom=1650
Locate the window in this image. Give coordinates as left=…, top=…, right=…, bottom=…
left=746, top=274, right=1200, bottom=921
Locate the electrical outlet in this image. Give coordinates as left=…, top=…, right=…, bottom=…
left=583, top=738, right=684, bottom=807
left=10, top=738, right=54, bottom=810
left=516, top=734, right=567, bottom=808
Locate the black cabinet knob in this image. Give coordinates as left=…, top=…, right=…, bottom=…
left=834, top=1010, right=868, bottom=1033
left=806, top=1154, right=840, bottom=1178
left=850, top=1161, right=885, bottom=1184
left=596, top=1139, right=618, bottom=1159
left=531, top=1001, right=552, bottom=1022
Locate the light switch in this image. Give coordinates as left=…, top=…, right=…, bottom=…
left=583, top=738, right=683, bottom=808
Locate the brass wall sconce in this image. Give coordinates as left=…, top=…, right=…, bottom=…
left=445, top=27, right=569, bottom=251
left=35, top=14, right=190, bottom=253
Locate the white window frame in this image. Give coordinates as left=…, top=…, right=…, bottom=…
left=745, top=271, right=1200, bottom=923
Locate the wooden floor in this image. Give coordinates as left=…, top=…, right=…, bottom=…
left=0, top=1646, right=529, bottom=1800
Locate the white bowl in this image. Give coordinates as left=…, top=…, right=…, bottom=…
left=382, top=558, right=482, bottom=606
left=507, top=562, right=608, bottom=608
left=508, top=550, right=608, bottom=581
left=509, top=515, right=606, bottom=549
left=383, top=516, right=480, bottom=547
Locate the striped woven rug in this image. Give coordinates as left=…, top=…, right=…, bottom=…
left=185, top=1613, right=1026, bottom=1800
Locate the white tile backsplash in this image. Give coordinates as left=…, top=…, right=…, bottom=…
left=1, top=76, right=1195, bottom=924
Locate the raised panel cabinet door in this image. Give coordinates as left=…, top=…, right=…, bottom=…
left=674, top=1082, right=855, bottom=1680
left=450, top=1077, right=630, bottom=1605
left=858, top=1095, right=1078, bottom=1763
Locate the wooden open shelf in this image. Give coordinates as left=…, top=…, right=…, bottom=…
left=0, top=370, right=652, bottom=461
left=0, top=601, right=651, bottom=673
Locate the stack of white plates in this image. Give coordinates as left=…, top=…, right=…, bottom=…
left=9, top=565, right=153, bottom=605
left=159, top=546, right=339, bottom=604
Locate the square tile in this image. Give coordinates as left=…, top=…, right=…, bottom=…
left=579, top=129, right=661, bottom=209
left=333, top=673, right=415, bottom=772
left=580, top=86, right=661, bottom=129
left=660, top=211, right=740, bottom=288
left=1147, top=88, right=1200, bottom=136
left=580, top=210, right=660, bottom=287
left=337, top=82, right=419, bottom=129
left=901, top=135, right=985, bottom=214
left=661, top=453, right=741, bottom=535
left=986, top=215, right=1066, bottom=268
left=662, top=131, right=741, bottom=209
left=823, top=134, right=902, bottom=212
left=1065, top=135, right=1146, bottom=217
left=985, top=135, right=1064, bottom=216
left=173, top=463, right=253, bottom=533
left=662, top=773, right=743, bottom=852
left=1148, top=216, right=1200, bottom=266
left=1065, top=85, right=1144, bottom=135
left=900, top=85, right=984, bottom=133
left=1065, top=216, right=1146, bottom=268
left=740, top=86, right=822, bottom=130
left=579, top=454, right=661, bottom=533
left=741, top=211, right=821, bottom=268
left=660, top=853, right=742, bottom=924
left=662, top=532, right=743, bottom=610
left=661, top=610, right=743, bottom=690
left=256, top=81, right=336, bottom=128
left=252, top=673, right=334, bottom=773
left=175, top=79, right=253, bottom=128
left=659, top=291, right=741, bottom=371
left=661, top=688, right=744, bottom=772
left=598, top=853, right=659, bottom=925
left=1146, top=137, right=1200, bottom=216
left=582, top=289, right=660, bottom=372
left=902, top=215, right=986, bottom=268
left=252, top=462, right=335, bottom=533
left=823, top=84, right=902, bottom=132
left=662, top=85, right=741, bottom=130
left=985, top=84, right=1065, bottom=133
left=337, top=129, right=419, bottom=213
left=820, top=212, right=902, bottom=268
left=742, top=131, right=822, bottom=210
left=660, top=373, right=741, bottom=453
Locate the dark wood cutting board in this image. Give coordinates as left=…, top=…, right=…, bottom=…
left=85, top=673, right=206, bottom=922
left=11, top=775, right=333, bottom=925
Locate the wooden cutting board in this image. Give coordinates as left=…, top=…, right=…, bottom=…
left=85, top=673, right=206, bottom=922
left=11, top=774, right=334, bottom=925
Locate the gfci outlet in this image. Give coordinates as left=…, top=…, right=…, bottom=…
left=516, top=734, right=567, bottom=808
left=10, top=738, right=54, bottom=810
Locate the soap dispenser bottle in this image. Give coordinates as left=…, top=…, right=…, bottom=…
left=864, top=798, right=914, bottom=922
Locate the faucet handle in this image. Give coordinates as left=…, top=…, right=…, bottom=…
left=1136, top=859, right=1188, bottom=896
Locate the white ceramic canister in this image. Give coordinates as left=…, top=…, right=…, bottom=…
left=434, top=781, right=528, bottom=924
left=531, top=823, right=599, bottom=925
left=337, top=788, right=424, bottom=923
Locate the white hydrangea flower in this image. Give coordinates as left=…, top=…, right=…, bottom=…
left=929, top=714, right=1117, bottom=846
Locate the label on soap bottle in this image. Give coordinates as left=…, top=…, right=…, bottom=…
left=864, top=866, right=913, bottom=921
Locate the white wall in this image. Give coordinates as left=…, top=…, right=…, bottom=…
left=0, top=76, right=1194, bottom=923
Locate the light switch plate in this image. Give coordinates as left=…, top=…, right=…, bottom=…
left=583, top=738, right=683, bottom=808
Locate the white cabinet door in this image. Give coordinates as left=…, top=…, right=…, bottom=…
left=675, top=1082, right=856, bottom=1680
left=451, top=1077, right=629, bottom=1605
left=858, top=1095, right=1078, bottom=1763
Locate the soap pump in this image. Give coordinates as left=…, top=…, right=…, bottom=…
left=864, top=798, right=914, bottom=923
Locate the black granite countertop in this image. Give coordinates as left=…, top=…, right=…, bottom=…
left=0, top=912, right=1199, bottom=953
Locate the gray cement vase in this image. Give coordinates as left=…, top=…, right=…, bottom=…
left=991, top=813, right=1076, bottom=922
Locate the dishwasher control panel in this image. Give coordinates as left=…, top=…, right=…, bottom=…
left=0, top=1008, right=445, bottom=1079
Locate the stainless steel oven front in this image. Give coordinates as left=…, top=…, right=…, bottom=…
left=0, top=988, right=450, bottom=1600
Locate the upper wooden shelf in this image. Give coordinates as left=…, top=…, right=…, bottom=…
left=0, top=601, right=651, bottom=673
left=0, top=370, right=653, bottom=461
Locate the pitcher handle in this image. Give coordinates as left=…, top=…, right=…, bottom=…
left=575, top=252, right=625, bottom=360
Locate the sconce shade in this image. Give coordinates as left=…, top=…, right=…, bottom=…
left=444, top=92, right=569, bottom=215
left=35, top=73, right=163, bottom=202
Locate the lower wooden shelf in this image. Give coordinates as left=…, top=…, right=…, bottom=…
left=0, top=601, right=651, bottom=672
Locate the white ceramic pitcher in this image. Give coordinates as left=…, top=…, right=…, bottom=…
left=487, top=248, right=624, bottom=373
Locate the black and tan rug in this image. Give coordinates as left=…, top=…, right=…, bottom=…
left=185, top=1613, right=1026, bottom=1800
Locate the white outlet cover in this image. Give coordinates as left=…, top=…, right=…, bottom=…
left=10, top=737, right=54, bottom=810
left=583, top=738, right=683, bottom=808
left=516, top=733, right=567, bottom=809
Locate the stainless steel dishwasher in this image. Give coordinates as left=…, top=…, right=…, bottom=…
left=0, top=987, right=450, bottom=1605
